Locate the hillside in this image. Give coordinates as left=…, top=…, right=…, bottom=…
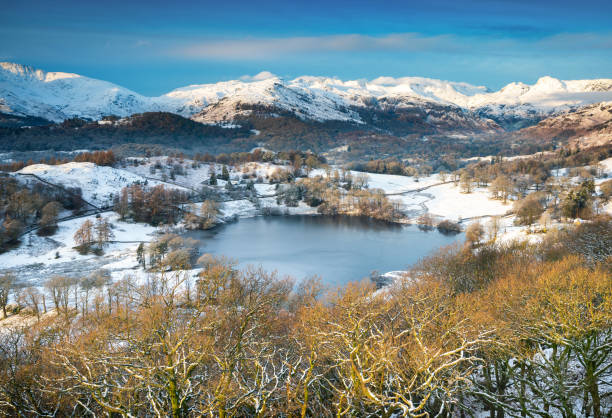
left=514, top=101, right=612, bottom=147
left=16, top=162, right=188, bottom=207
left=0, top=112, right=256, bottom=153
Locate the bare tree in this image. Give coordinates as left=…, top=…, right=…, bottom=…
left=38, top=201, right=62, bottom=235
left=0, top=272, right=16, bottom=318
left=486, top=216, right=502, bottom=242
left=490, top=175, right=513, bottom=203
left=22, top=286, right=42, bottom=320
left=94, top=217, right=114, bottom=248
left=44, top=276, right=74, bottom=317
left=465, top=222, right=484, bottom=247
left=460, top=171, right=474, bottom=193
left=73, top=219, right=94, bottom=248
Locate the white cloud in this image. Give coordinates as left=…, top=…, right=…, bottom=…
left=174, top=33, right=456, bottom=59
left=239, top=71, right=277, bottom=82
left=161, top=31, right=612, bottom=66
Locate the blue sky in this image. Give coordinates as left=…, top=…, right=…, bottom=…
left=1, top=0, right=611, bottom=95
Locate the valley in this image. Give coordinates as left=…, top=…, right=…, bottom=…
left=2, top=150, right=611, bottom=288
left=1, top=60, right=611, bottom=417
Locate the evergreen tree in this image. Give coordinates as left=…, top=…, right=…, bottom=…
left=221, top=165, right=230, bottom=181
left=209, top=170, right=217, bottom=185
left=136, top=242, right=146, bottom=268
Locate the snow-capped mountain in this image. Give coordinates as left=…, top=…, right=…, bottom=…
left=2, top=62, right=612, bottom=132
left=0, top=62, right=157, bottom=122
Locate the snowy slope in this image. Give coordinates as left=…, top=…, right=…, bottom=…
left=16, top=162, right=187, bottom=207
left=2, top=62, right=612, bottom=127
left=0, top=62, right=159, bottom=122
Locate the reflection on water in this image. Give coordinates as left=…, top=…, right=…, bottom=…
left=184, top=215, right=463, bottom=288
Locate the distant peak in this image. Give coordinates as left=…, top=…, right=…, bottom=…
left=1, top=62, right=39, bottom=76
left=534, top=76, right=565, bottom=89
left=2, top=62, right=612, bottom=125
left=239, top=71, right=278, bottom=82
left=0, top=61, right=79, bottom=82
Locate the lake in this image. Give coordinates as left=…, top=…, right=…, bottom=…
left=184, top=215, right=463, bottom=288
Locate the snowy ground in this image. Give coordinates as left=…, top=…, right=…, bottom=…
left=352, top=171, right=440, bottom=194
left=122, top=157, right=293, bottom=191
left=0, top=213, right=158, bottom=285
left=600, top=156, right=612, bottom=174
left=16, top=162, right=188, bottom=207
left=394, top=183, right=511, bottom=221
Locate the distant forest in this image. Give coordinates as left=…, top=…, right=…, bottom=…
left=0, top=112, right=256, bottom=153
left=0, top=111, right=557, bottom=162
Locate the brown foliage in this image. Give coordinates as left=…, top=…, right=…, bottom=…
left=1, top=221, right=611, bottom=416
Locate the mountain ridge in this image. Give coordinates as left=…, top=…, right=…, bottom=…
left=3, top=62, right=612, bottom=132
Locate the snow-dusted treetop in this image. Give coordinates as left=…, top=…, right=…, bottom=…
left=2, top=62, right=612, bottom=124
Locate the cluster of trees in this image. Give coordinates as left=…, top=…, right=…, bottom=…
left=556, top=143, right=612, bottom=168
left=315, top=187, right=402, bottom=221
left=507, top=177, right=603, bottom=226
left=73, top=217, right=114, bottom=254
left=275, top=170, right=401, bottom=222
left=114, top=184, right=191, bottom=225
left=0, top=160, right=29, bottom=172
left=347, top=158, right=433, bottom=179
left=193, top=149, right=325, bottom=167
left=561, top=179, right=596, bottom=219
left=436, top=219, right=462, bottom=235
left=458, top=144, right=612, bottom=199
left=0, top=177, right=83, bottom=250
left=72, top=150, right=116, bottom=166
left=184, top=200, right=220, bottom=230
left=0, top=156, right=77, bottom=172
left=143, top=233, right=199, bottom=271
left=0, top=217, right=610, bottom=416
left=0, top=150, right=116, bottom=172
left=450, top=152, right=610, bottom=225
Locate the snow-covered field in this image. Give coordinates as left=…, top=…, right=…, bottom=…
left=352, top=171, right=440, bottom=194
left=339, top=170, right=509, bottom=220
left=404, top=183, right=510, bottom=220
left=16, top=162, right=188, bottom=207
left=0, top=213, right=158, bottom=285
left=123, top=157, right=292, bottom=192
